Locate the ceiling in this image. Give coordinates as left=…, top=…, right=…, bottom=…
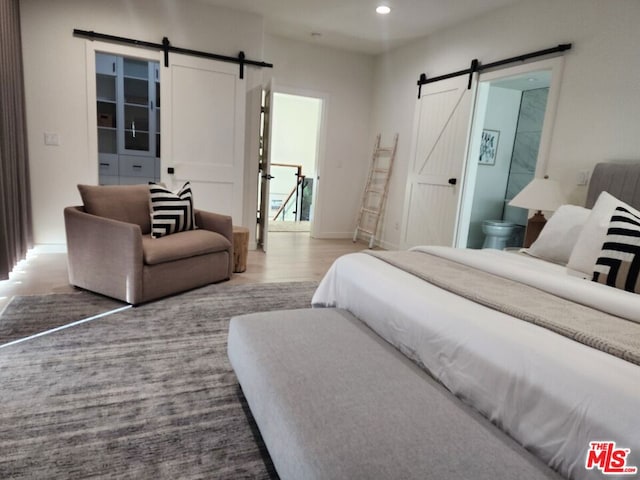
left=198, top=0, right=524, bottom=55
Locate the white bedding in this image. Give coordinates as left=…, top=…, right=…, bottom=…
left=312, top=247, right=640, bottom=480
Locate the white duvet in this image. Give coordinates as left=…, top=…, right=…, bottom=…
left=312, top=246, right=640, bottom=480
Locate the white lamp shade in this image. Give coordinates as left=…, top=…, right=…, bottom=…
left=508, top=177, right=567, bottom=212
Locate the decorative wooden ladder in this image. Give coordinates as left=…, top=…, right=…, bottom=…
left=353, top=133, right=398, bottom=248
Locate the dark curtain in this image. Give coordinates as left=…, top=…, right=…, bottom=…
left=0, top=0, right=33, bottom=280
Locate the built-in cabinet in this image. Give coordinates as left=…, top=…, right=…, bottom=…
left=96, top=53, right=160, bottom=185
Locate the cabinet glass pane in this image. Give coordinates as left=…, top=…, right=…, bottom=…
left=125, top=105, right=149, bottom=132
left=98, top=129, right=117, bottom=154
left=95, top=53, right=116, bottom=76
left=96, top=74, right=116, bottom=101
left=123, top=58, right=148, bottom=79
left=97, top=101, right=116, bottom=128
left=124, top=131, right=149, bottom=151
left=124, top=77, right=148, bottom=105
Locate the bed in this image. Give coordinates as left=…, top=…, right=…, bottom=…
left=312, top=162, right=640, bottom=480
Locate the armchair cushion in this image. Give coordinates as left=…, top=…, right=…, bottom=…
left=142, top=230, right=231, bottom=265
left=78, top=184, right=151, bottom=234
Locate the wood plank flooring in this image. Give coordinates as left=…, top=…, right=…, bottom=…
left=0, top=233, right=371, bottom=311
left=231, top=232, right=370, bottom=284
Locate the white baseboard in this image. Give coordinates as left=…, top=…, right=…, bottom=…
left=312, top=231, right=354, bottom=240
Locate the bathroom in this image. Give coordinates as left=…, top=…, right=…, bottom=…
left=466, top=71, right=551, bottom=249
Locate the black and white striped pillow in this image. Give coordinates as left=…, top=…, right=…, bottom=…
left=149, top=182, right=196, bottom=238
left=593, top=206, right=640, bottom=294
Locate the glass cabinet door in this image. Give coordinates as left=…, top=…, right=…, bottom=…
left=96, top=53, right=117, bottom=155
left=121, top=58, right=152, bottom=154
left=154, top=63, right=161, bottom=159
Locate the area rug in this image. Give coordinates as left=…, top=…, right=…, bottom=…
left=0, top=281, right=318, bottom=479
left=0, top=291, right=126, bottom=345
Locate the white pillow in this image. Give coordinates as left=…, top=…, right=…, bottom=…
left=567, top=192, right=640, bottom=275
left=527, top=205, right=591, bottom=265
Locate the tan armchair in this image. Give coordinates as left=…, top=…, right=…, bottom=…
left=64, top=184, right=233, bottom=305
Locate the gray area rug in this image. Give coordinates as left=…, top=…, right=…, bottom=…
left=0, top=291, right=126, bottom=344
left=0, top=281, right=318, bottom=479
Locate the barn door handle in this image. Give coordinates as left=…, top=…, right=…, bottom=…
left=448, top=178, right=457, bottom=185
left=262, top=174, right=275, bottom=180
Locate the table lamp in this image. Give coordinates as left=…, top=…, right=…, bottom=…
left=508, top=176, right=567, bottom=248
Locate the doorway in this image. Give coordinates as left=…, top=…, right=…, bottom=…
left=455, top=57, right=564, bottom=248
left=263, top=92, right=323, bottom=235
left=466, top=72, right=551, bottom=248
left=95, top=53, right=160, bottom=186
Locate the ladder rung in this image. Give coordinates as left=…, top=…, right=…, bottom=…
left=373, top=168, right=389, bottom=173
left=362, top=208, right=380, bottom=215
left=357, top=227, right=375, bottom=235
left=376, top=148, right=393, bottom=154
left=366, top=188, right=384, bottom=194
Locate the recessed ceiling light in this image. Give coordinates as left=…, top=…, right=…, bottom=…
left=376, top=5, right=391, bottom=15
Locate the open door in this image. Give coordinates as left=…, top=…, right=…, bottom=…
left=401, top=75, right=476, bottom=248
left=257, top=80, right=275, bottom=251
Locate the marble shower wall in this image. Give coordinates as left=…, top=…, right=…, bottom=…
left=504, top=87, right=549, bottom=224
left=506, top=88, right=549, bottom=196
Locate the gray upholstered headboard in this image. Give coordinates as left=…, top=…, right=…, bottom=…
left=586, top=161, right=640, bottom=209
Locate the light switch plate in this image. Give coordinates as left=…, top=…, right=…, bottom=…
left=577, top=170, right=590, bottom=186
left=44, top=132, right=60, bottom=146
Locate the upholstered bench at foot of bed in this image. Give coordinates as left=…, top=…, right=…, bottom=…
left=227, top=308, right=562, bottom=480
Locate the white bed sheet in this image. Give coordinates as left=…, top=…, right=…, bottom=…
left=312, top=247, right=640, bottom=480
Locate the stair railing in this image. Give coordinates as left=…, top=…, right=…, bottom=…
left=272, top=163, right=305, bottom=222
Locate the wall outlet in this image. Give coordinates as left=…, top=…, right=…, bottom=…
left=44, top=132, right=60, bottom=146
left=577, top=170, right=590, bottom=186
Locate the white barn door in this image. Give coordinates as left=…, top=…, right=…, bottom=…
left=401, top=75, right=475, bottom=248
left=161, top=54, right=245, bottom=223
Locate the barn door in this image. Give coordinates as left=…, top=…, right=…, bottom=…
left=401, top=75, right=476, bottom=248
left=161, top=54, right=245, bottom=222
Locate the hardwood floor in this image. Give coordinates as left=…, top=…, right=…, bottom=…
left=0, top=233, right=371, bottom=312
left=231, top=232, right=370, bottom=284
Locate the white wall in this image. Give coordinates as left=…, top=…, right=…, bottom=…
left=371, top=0, right=640, bottom=249
left=467, top=86, right=521, bottom=249
left=20, top=0, right=264, bottom=243
left=263, top=35, right=375, bottom=239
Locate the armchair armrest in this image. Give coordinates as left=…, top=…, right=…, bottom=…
left=64, top=206, right=144, bottom=304
left=195, top=210, right=233, bottom=244
left=195, top=209, right=233, bottom=278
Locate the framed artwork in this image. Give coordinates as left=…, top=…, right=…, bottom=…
left=479, top=129, right=500, bottom=165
